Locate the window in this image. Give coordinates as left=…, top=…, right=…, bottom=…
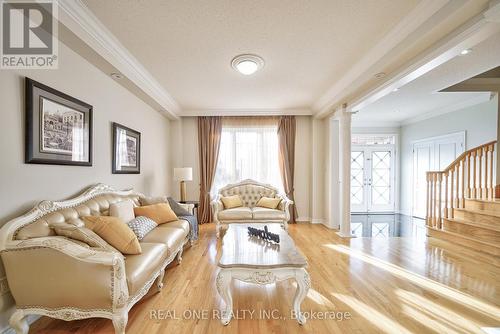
left=211, top=123, right=283, bottom=196
left=352, top=134, right=395, bottom=145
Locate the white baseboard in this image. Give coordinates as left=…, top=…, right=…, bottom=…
left=311, top=218, right=325, bottom=224
left=296, top=216, right=311, bottom=223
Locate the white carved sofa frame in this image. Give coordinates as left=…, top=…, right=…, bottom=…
left=0, top=184, right=191, bottom=334
left=211, top=179, right=293, bottom=238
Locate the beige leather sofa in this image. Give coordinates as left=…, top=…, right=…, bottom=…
left=211, top=179, right=293, bottom=238
left=0, top=184, right=193, bottom=334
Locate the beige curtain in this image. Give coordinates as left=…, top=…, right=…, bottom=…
left=198, top=116, right=222, bottom=224
left=277, top=116, right=298, bottom=223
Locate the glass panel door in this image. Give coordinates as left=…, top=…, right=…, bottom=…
left=351, top=146, right=395, bottom=213
left=351, top=151, right=367, bottom=212
left=369, top=149, right=394, bottom=212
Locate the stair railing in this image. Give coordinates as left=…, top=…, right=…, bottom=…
left=426, top=140, right=497, bottom=229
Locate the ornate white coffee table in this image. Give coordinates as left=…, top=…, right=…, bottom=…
left=216, top=224, right=310, bottom=325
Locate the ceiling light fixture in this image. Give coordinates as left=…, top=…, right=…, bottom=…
left=374, top=72, right=386, bottom=79
left=460, top=48, right=472, bottom=55
left=231, top=54, right=264, bottom=75
left=392, top=88, right=399, bottom=92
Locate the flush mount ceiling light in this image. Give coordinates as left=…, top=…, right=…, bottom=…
left=374, top=72, right=386, bottom=79
left=231, top=54, right=264, bottom=75
left=460, top=48, right=472, bottom=55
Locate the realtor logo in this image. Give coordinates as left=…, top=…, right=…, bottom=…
left=1, top=0, right=58, bottom=69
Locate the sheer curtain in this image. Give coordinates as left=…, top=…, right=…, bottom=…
left=211, top=117, right=283, bottom=197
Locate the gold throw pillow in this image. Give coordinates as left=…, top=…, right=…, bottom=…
left=221, top=195, right=243, bottom=209
left=256, top=196, right=281, bottom=209
left=82, top=216, right=141, bottom=255
left=133, top=203, right=178, bottom=224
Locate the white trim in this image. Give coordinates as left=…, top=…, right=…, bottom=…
left=181, top=108, right=312, bottom=117
left=57, top=0, right=180, bottom=119
left=410, top=130, right=466, bottom=146
left=296, top=217, right=311, bottom=222
left=311, top=218, right=325, bottom=225
left=348, top=3, right=500, bottom=114
left=401, top=93, right=493, bottom=125
left=313, top=0, right=450, bottom=117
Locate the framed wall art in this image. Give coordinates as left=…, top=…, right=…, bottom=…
left=112, top=122, right=141, bottom=174
left=25, top=78, right=93, bottom=166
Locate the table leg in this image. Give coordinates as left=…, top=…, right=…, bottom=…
left=216, top=269, right=233, bottom=325
left=293, top=268, right=310, bottom=325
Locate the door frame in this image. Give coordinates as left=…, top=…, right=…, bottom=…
left=411, top=131, right=466, bottom=218
left=351, top=145, right=396, bottom=213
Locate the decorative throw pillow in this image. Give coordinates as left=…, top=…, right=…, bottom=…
left=127, top=216, right=157, bottom=240
left=256, top=196, right=281, bottom=209
left=140, top=195, right=168, bottom=206
left=82, top=216, right=141, bottom=255
left=109, top=200, right=135, bottom=222
left=167, top=197, right=191, bottom=216
left=52, top=222, right=118, bottom=252
left=134, top=203, right=178, bottom=224
left=221, top=195, right=243, bottom=209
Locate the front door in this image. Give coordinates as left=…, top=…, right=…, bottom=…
left=351, top=146, right=395, bottom=213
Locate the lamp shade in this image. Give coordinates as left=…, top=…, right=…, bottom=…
left=174, top=167, right=193, bottom=181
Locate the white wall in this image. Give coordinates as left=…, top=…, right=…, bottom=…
left=399, top=97, right=498, bottom=215
left=170, top=116, right=313, bottom=220
left=0, top=42, right=172, bottom=331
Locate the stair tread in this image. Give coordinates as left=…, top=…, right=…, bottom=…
left=456, top=207, right=500, bottom=218
left=428, top=227, right=500, bottom=249
left=465, top=198, right=500, bottom=203
left=445, top=217, right=500, bottom=233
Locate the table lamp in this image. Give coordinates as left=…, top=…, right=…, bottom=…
left=174, top=167, right=192, bottom=202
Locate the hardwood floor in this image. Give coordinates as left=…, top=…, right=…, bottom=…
left=30, top=223, right=500, bottom=333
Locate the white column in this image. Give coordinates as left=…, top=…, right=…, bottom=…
left=337, top=105, right=355, bottom=238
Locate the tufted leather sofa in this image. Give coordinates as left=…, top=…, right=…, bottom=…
left=211, top=179, right=293, bottom=238
left=0, top=184, right=194, bottom=334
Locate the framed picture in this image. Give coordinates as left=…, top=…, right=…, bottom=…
left=112, top=122, right=141, bottom=174
left=25, top=78, right=93, bottom=166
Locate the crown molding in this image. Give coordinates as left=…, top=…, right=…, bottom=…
left=180, top=108, right=313, bottom=117
left=400, top=92, right=492, bottom=126
left=313, top=0, right=450, bottom=118
left=58, top=0, right=180, bottom=119
left=347, top=1, right=500, bottom=114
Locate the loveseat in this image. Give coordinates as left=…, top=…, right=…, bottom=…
left=0, top=184, right=193, bottom=334
left=211, top=179, right=293, bottom=238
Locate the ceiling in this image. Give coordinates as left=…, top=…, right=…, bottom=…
left=82, top=0, right=422, bottom=113
left=354, top=31, right=500, bottom=126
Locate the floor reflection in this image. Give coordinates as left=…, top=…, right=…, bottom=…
left=350, top=214, right=425, bottom=238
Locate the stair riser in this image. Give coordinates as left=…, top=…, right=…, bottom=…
left=442, top=219, right=500, bottom=245
left=454, top=210, right=500, bottom=226
left=465, top=199, right=500, bottom=212
left=427, top=227, right=500, bottom=257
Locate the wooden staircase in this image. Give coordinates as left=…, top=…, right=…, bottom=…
left=426, top=141, right=500, bottom=256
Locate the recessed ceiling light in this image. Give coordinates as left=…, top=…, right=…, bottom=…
left=374, top=72, right=386, bottom=79
left=231, top=54, right=264, bottom=75
left=110, top=72, right=123, bottom=79
left=392, top=88, right=399, bottom=92
left=460, top=48, right=472, bottom=55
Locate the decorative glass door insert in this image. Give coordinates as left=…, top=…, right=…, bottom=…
left=351, top=145, right=395, bottom=212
